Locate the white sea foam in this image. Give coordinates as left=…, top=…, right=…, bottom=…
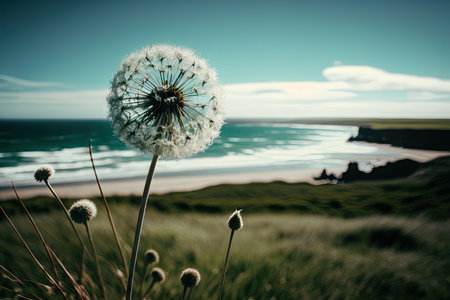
left=0, top=123, right=395, bottom=187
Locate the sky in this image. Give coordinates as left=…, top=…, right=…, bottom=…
left=1, top=0, right=449, bottom=119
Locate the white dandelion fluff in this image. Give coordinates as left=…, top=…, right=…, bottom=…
left=107, top=44, right=224, bottom=159
left=228, top=209, right=243, bottom=231
left=69, top=199, right=97, bottom=224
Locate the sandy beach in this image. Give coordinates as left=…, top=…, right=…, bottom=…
left=1, top=141, right=449, bottom=200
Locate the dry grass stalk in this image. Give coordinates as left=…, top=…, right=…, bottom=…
left=89, top=140, right=128, bottom=279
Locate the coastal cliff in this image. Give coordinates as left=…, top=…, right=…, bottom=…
left=349, top=127, right=450, bottom=151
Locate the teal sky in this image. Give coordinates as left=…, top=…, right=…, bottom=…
left=1, top=0, right=450, bottom=119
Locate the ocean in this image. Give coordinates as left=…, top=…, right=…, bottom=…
left=0, top=120, right=404, bottom=188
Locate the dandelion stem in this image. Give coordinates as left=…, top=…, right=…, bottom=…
left=181, top=285, right=188, bottom=300
left=138, top=264, right=151, bottom=298
left=89, top=140, right=128, bottom=278
left=126, top=155, right=159, bottom=300
left=44, top=180, right=87, bottom=282
left=217, top=229, right=235, bottom=300
left=85, top=223, right=107, bottom=300
left=142, top=279, right=155, bottom=299
left=186, top=286, right=194, bottom=300
left=11, top=181, right=59, bottom=283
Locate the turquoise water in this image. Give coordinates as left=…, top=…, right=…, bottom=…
left=0, top=120, right=399, bottom=187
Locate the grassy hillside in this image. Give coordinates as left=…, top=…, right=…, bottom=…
left=3, top=155, right=450, bottom=220
left=1, top=147, right=449, bottom=298
left=1, top=210, right=449, bottom=299
left=2, top=158, right=450, bottom=298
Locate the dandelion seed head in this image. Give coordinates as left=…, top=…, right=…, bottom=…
left=34, top=166, right=55, bottom=182
left=107, top=44, right=224, bottom=159
left=151, top=267, right=166, bottom=283
left=69, top=199, right=97, bottom=224
left=228, top=209, right=243, bottom=231
left=180, top=268, right=201, bottom=287
left=145, top=249, right=159, bottom=265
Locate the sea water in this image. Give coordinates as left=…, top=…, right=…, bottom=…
left=0, top=120, right=402, bottom=188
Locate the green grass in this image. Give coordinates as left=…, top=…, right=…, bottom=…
left=1, top=208, right=449, bottom=299
left=1, top=146, right=449, bottom=299
left=3, top=155, right=450, bottom=220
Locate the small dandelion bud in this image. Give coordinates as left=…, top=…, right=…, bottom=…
left=180, top=268, right=201, bottom=287
left=228, top=209, right=243, bottom=231
left=69, top=199, right=97, bottom=224
left=145, top=249, right=160, bottom=265
left=34, top=166, right=55, bottom=182
left=151, top=267, right=166, bottom=283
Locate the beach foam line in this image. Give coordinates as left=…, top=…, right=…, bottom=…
left=0, top=166, right=344, bottom=200
left=1, top=143, right=449, bottom=200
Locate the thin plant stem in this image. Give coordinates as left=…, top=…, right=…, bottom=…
left=89, top=140, right=128, bottom=277
left=48, top=248, right=89, bottom=300
left=138, top=264, right=151, bottom=298
left=181, top=285, right=188, bottom=300
left=0, top=265, right=44, bottom=300
left=217, top=229, right=235, bottom=300
left=5, top=291, right=33, bottom=300
left=186, top=286, right=194, bottom=300
left=83, top=273, right=98, bottom=300
left=85, top=223, right=107, bottom=300
left=142, top=279, right=155, bottom=299
left=11, top=181, right=59, bottom=282
left=0, top=206, right=68, bottom=300
left=126, top=155, right=159, bottom=300
left=44, top=180, right=87, bottom=282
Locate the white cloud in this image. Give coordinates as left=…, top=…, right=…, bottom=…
left=0, top=74, right=64, bottom=90
left=407, top=91, right=450, bottom=101
left=322, top=65, right=450, bottom=93
left=223, top=65, right=450, bottom=118
left=225, top=81, right=356, bottom=102
left=225, top=98, right=450, bottom=119
left=0, top=89, right=108, bottom=118
left=1, top=66, right=450, bottom=119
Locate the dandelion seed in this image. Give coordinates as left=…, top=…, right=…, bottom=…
left=69, top=199, right=97, bottom=224
left=34, top=166, right=54, bottom=182
left=69, top=199, right=106, bottom=299
left=139, top=249, right=160, bottom=295
left=111, top=45, right=224, bottom=300
left=218, top=210, right=244, bottom=300
left=107, top=44, right=224, bottom=159
left=35, top=167, right=87, bottom=283
left=150, top=267, right=165, bottom=283
left=142, top=267, right=166, bottom=299
left=180, top=268, right=201, bottom=287
left=228, top=209, right=244, bottom=231
left=180, top=268, right=201, bottom=300
left=145, top=249, right=159, bottom=265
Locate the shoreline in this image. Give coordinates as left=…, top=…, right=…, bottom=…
left=1, top=141, right=449, bottom=200
left=0, top=167, right=347, bottom=200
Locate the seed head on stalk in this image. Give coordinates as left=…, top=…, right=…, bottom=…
left=109, top=44, right=224, bottom=300
left=69, top=199, right=97, bottom=225
left=34, top=166, right=54, bottom=182
left=107, top=44, right=224, bottom=159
